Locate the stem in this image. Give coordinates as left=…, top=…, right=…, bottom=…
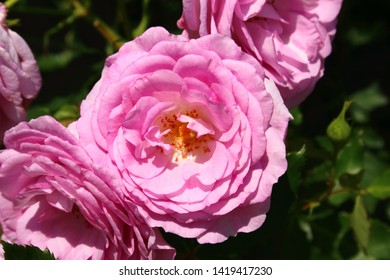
left=117, top=0, right=132, bottom=39
left=43, top=13, right=79, bottom=51
left=338, top=100, right=353, bottom=121
left=73, top=0, right=124, bottom=50
left=91, top=17, right=124, bottom=50
left=132, top=0, right=150, bottom=38
left=4, top=0, right=19, bottom=9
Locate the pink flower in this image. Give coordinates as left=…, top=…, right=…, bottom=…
left=76, top=27, right=291, bottom=244
left=0, top=116, right=175, bottom=259
left=178, top=0, right=343, bottom=108
left=0, top=3, right=41, bottom=139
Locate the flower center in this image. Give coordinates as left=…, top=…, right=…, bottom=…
left=158, top=109, right=214, bottom=162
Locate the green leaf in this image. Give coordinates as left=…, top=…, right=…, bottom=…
left=347, top=23, right=385, bottom=46
left=26, top=105, right=51, bottom=120
left=332, top=212, right=353, bottom=259
left=315, top=135, right=333, bottom=154
left=336, top=133, right=364, bottom=177
left=37, top=50, right=78, bottom=72
left=2, top=242, right=55, bottom=260
left=350, top=195, right=371, bottom=253
left=289, top=107, right=303, bottom=126
left=350, top=83, right=388, bottom=123
left=366, top=169, right=390, bottom=199
left=351, top=83, right=388, bottom=112
left=358, top=151, right=388, bottom=189
left=361, top=128, right=385, bottom=150
left=286, top=145, right=306, bottom=195
left=367, top=219, right=390, bottom=259
left=298, top=218, right=313, bottom=241
left=4, top=0, right=19, bottom=9
left=339, top=171, right=364, bottom=190
left=328, top=180, right=353, bottom=207
left=353, top=218, right=390, bottom=260
left=53, top=104, right=80, bottom=121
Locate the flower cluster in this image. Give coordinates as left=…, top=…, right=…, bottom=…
left=0, top=0, right=342, bottom=259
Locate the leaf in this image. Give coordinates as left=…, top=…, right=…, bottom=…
left=347, top=24, right=384, bottom=46
left=298, top=219, right=313, bottom=241
left=305, top=161, right=333, bottom=184
left=332, top=212, right=353, bottom=259
left=286, top=145, right=306, bottom=195
left=359, top=151, right=389, bottom=189
left=350, top=83, right=388, bottom=123
left=352, top=218, right=390, bottom=260
left=366, top=169, right=390, bottom=199
left=2, top=242, right=55, bottom=260
left=26, top=105, right=51, bottom=120
left=37, top=50, right=78, bottom=72
left=328, top=180, right=353, bottom=207
left=367, top=219, right=390, bottom=259
left=27, top=97, right=79, bottom=121
left=361, top=127, right=385, bottom=150
left=336, top=133, right=364, bottom=177
left=315, top=135, right=333, bottom=154
left=350, top=195, right=371, bottom=253
left=289, top=107, right=303, bottom=126
left=53, top=104, right=80, bottom=121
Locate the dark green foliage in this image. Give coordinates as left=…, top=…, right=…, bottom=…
left=2, top=242, right=55, bottom=260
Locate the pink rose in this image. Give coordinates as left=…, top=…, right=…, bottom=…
left=0, top=3, right=41, bottom=139
left=0, top=116, right=175, bottom=259
left=178, top=0, right=343, bottom=108
left=76, top=27, right=291, bottom=243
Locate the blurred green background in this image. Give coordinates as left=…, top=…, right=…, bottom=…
left=4, top=0, right=390, bottom=259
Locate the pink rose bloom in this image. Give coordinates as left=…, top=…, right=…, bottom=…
left=0, top=3, right=41, bottom=139
left=76, top=27, right=291, bottom=244
left=178, top=0, right=343, bottom=108
left=0, top=116, right=175, bottom=259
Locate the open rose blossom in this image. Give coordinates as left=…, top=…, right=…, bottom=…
left=0, top=116, right=175, bottom=259
left=178, top=0, right=343, bottom=108
left=0, top=3, right=41, bottom=139
left=76, top=27, right=292, bottom=243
